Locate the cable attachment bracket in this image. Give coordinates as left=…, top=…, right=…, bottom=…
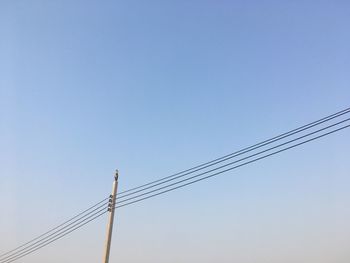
left=107, top=195, right=114, bottom=212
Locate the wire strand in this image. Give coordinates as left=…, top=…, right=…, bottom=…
left=2, top=108, right=349, bottom=263
left=115, top=124, right=350, bottom=209
left=116, top=117, right=350, bottom=204
left=3, top=123, right=349, bottom=263
left=0, top=198, right=109, bottom=261
left=0, top=206, right=108, bottom=263
left=1, top=210, right=108, bottom=263
left=117, top=107, right=350, bottom=197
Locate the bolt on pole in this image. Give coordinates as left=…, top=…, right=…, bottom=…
left=102, top=170, right=119, bottom=263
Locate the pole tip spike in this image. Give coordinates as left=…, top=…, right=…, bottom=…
left=114, top=169, right=119, bottom=180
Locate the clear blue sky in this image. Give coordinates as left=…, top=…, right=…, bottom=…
left=1, top=1, right=350, bottom=262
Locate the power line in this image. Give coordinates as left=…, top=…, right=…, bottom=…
left=1, top=108, right=349, bottom=263
left=7, top=107, right=346, bottom=260
left=115, top=116, right=350, bottom=202
left=1, top=210, right=108, bottom=263
left=117, top=107, right=350, bottom=198
left=114, top=119, right=350, bottom=206
left=0, top=203, right=108, bottom=263
left=115, top=123, right=350, bottom=209
left=0, top=197, right=109, bottom=261
left=3, top=122, right=349, bottom=263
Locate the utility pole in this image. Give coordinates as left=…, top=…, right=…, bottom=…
left=102, top=170, right=119, bottom=263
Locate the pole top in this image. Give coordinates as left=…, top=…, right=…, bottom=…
left=114, top=169, right=119, bottom=181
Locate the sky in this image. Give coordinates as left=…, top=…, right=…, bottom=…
left=1, top=0, right=350, bottom=262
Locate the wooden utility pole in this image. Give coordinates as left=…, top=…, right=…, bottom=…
left=102, top=170, right=119, bottom=263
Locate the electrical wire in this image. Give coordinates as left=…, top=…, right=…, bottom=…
left=0, top=198, right=109, bottom=261
left=9, top=121, right=349, bottom=263
left=1, top=210, right=108, bottom=263
left=4, top=121, right=350, bottom=263
left=115, top=123, right=350, bottom=209
left=116, top=107, right=350, bottom=198
left=2, top=108, right=349, bottom=263
left=116, top=117, right=350, bottom=202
